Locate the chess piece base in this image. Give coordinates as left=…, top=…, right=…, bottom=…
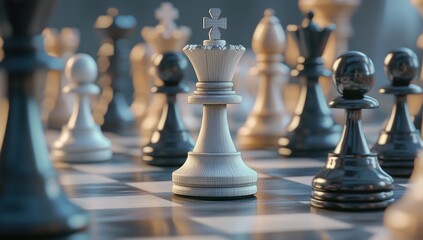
left=0, top=184, right=88, bottom=237
left=373, top=130, right=423, bottom=177
left=142, top=130, right=193, bottom=167
left=311, top=152, right=395, bottom=210
left=52, top=126, right=112, bottom=163
left=237, top=135, right=280, bottom=150
left=172, top=152, right=258, bottom=198
left=311, top=197, right=395, bottom=211
left=378, top=159, right=414, bottom=177
left=101, top=93, right=135, bottom=135
left=143, top=155, right=187, bottom=167
left=237, top=114, right=286, bottom=150
left=279, top=117, right=341, bottom=157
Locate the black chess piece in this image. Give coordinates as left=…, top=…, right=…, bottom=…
left=372, top=48, right=423, bottom=177
left=311, top=51, right=395, bottom=211
left=0, top=0, right=88, bottom=237
left=414, top=107, right=423, bottom=131
left=94, top=8, right=136, bottom=134
left=142, top=52, right=194, bottom=166
left=279, top=12, right=341, bottom=157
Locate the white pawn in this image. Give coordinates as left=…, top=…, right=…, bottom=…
left=52, top=54, right=112, bottom=162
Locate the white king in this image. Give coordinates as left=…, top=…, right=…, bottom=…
left=172, top=8, right=258, bottom=198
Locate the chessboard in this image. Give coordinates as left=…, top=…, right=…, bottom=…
left=45, top=125, right=407, bottom=240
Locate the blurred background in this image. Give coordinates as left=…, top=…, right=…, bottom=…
left=45, top=0, right=423, bottom=120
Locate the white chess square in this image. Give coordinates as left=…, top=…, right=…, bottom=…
left=191, top=213, right=351, bottom=234
left=72, top=164, right=162, bottom=174
left=283, top=176, right=314, bottom=186
left=246, top=159, right=324, bottom=170
left=71, top=195, right=180, bottom=210
left=127, top=181, right=173, bottom=193
left=60, top=173, right=117, bottom=185
left=366, top=226, right=393, bottom=240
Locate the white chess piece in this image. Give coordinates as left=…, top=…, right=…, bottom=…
left=42, top=28, right=80, bottom=130
left=52, top=54, right=112, bottom=162
left=237, top=9, right=289, bottom=149
left=172, top=8, right=257, bottom=198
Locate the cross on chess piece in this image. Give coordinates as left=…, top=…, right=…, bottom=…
left=142, top=52, right=194, bottom=166
left=237, top=9, right=289, bottom=149
left=279, top=12, right=341, bottom=157
left=311, top=51, right=395, bottom=210
left=155, top=2, right=178, bottom=34
left=52, top=54, right=112, bottom=163
left=94, top=8, right=137, bottom=135
left=0, top=0, right=87, bottom=236
left=172, top=8, right=257, bottom=199
left=372, top=48, right=423, bottom=177
left=203, top=8, right=227, bottom=41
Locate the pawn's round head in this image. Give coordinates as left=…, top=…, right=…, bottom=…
left=154, top=52, right=187, bottom=85
left=65, top=53, right=98, bottom=84
left=332, top=51, right=375, bottom=98
left=384, top=47, right=419, bottom=86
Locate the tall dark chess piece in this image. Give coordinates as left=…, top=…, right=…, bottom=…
left=0, top=0, right=88, bottom=237
left=142, top=52, right=194, bottom=166
left=279, top=12, right=341, bottom=157
left=94, top=8, right=136, bottom=134
left=372, top=48, right=423, bottom=177
left=311, top=51, right=395, bottom=210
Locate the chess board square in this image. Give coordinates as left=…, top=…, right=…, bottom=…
left=366, top=226, right=392, bottom=240
left=118, top=235, right=228, bottom=240
left=105, top=133, right=142, bottom=146
left=71, top=195, right=180, bottom=210
left=127, top=181, right=173, bottom=193
left=242, top=150, right=279, bottom=159
left=72, top=164, right=162, bottom=174
left=191, top=213, right=351, bottom=234
left=60, top=173, right=117, bottom=185
left=246, top=159, right=324, bottom=170
left=283, top=176, right=314, bottom=186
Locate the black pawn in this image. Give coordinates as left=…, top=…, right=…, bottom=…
left=279, top=12, right=341, bottom=157
left=142, top=52, right=194, bottom=166
left=372, top=48, right=423, bottom=177
left=0, top=0, right=87, bottom=237
left=94, top=8, right=136, bottom=134
left=311, top=51, right=395, bottom=210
